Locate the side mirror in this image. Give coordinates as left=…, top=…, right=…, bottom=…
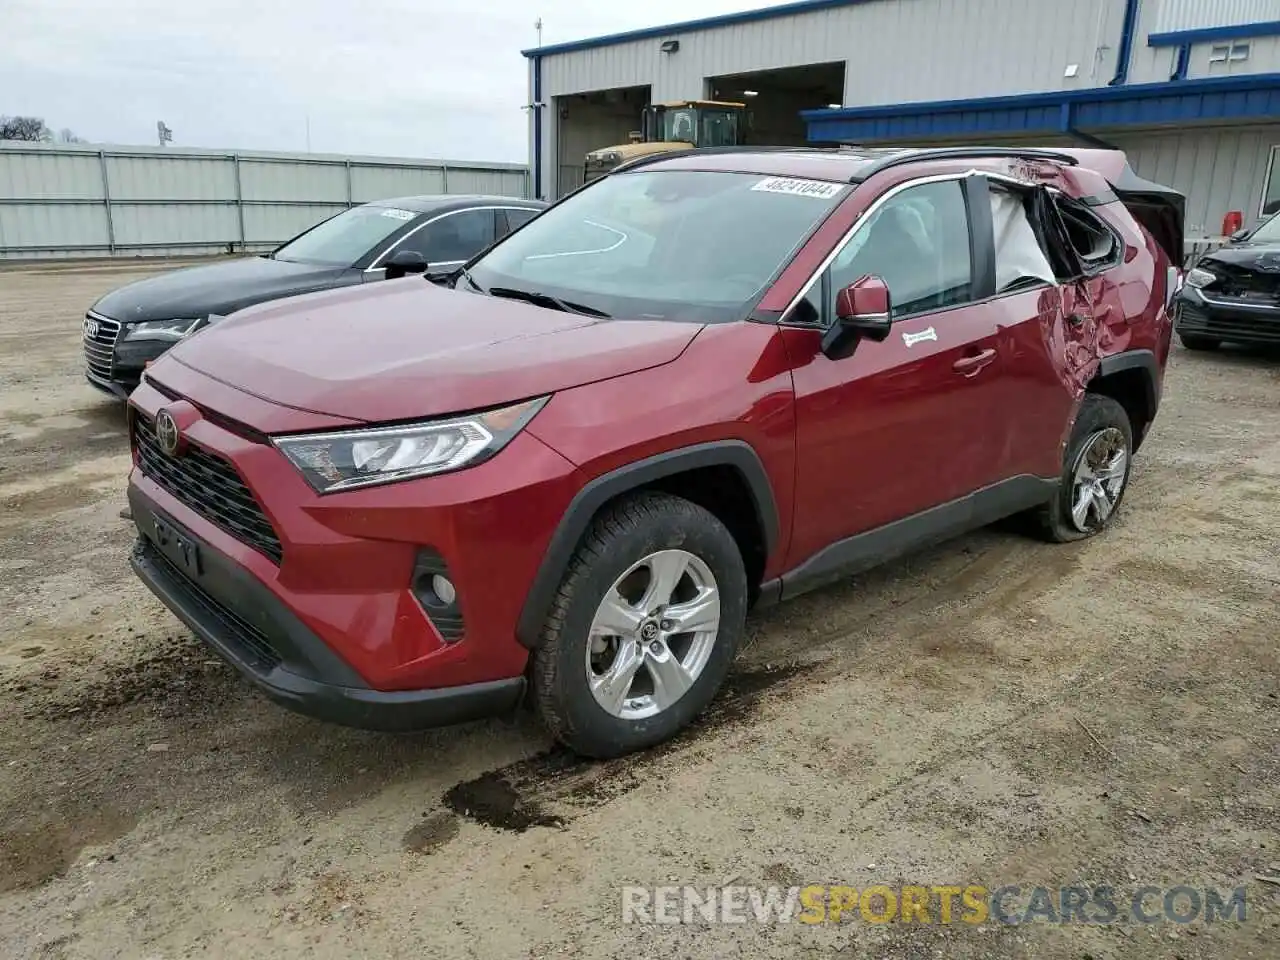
left=1229, top=227, right=1252, bottom=243
left=822, top=276, right=892, bottom=358
left=384, top=249, right=429, bottom=280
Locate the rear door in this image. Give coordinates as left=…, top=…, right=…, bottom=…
left=780, top=175, right=1010, bottom=568
left=988, top=183, right=1095, bottom=480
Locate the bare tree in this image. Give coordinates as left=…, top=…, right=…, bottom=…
left=0, top=115, right=53, bottom=141
left=57, top=128, right=86, bottom=144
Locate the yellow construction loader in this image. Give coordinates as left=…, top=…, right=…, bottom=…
left=583, top=100, right=749, bottom=183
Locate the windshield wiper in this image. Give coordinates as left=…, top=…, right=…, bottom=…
left=487, top=286, right=610, bottom=318
left=449, top=266, right=483, bottom=292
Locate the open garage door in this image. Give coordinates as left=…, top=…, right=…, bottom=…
left=554, top=85, right=650, bottom=197
left=708, top=62, right=845, bottom=147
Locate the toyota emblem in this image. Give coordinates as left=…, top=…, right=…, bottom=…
left=155, top=410, right=181, bottom=456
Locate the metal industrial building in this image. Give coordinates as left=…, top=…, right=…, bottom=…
left=525, top=0, right=1280, bottom=247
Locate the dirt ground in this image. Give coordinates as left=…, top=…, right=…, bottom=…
left=0, top=262, right=1277, bottom=960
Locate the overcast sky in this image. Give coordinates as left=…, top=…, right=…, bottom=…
left=3, top=0, right=760, bottom=162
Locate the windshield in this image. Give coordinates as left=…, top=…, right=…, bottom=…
left=273, top=204, right=420, bottom=265
left=1249, top=212, right=1280, bottom=243
left=466, top=170, right=848, bottom=322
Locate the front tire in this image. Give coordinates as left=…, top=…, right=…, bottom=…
left=532, top=492, right=748, bottom=759
left=1033, top=394, right=1134, bottom=543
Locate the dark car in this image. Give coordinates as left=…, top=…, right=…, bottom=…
left=1176, top=211, right=1280, bottom=350
left=83, top=194, right=546, bottom=397
left=125, top=145, right=1181, bottom=758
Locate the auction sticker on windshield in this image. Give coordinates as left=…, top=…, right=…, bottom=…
left=751, top=177, right=845, bottom=199
left=379, top=208, right=416, bottom=220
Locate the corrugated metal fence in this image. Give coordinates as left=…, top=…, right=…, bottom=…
left=0, top=142, right=530, bottom=260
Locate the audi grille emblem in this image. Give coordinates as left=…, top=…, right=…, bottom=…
left=155, top=410, right=181, bottom=456
left=84, top=317, right=100, bottom=338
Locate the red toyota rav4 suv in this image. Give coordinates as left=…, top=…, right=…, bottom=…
left=126, top=146, right=1183, bottom=758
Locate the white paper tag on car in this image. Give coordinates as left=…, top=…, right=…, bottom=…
left=750, top=177, right=845, bottom=199
left=379, top=208, right=416, bottom=220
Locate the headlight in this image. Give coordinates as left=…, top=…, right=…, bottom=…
left=1184, top=267, right=1218, bottom=289
left=272, top=396, right=548, bottom=493
left=122, top=318, right=205, bottom=342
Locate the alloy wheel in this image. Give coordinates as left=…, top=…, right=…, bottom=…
left=584, top=549, right=721, bottom=721
left=1069, top=427, right=1129, bottom=533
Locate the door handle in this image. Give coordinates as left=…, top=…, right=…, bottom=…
left=952, top=348, right=996, bottom=375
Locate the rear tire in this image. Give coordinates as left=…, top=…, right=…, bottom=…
left=1032, top=394, right=1134, bottom=544
left=532, top=492, right=747, bottom=759
left=1179, top=333, right=1221, bottom=351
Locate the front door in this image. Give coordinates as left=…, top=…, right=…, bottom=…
left=780, top=177, right=1009, bottom=570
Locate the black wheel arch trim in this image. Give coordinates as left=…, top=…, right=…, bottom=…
left=1095, top=348, right=1160, bottom=416
left=515, top=440, right=780, bottom=648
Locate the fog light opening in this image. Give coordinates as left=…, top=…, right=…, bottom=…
left=411, top=549, right=466, bottom=643
left=431, top=574, right=457, bottom=607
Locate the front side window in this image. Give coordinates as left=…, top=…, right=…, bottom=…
left=468, top=170, right=849, bottom=322
left=405, top=209, right=496, bottom=264
left=828, top=180, right=973, bottom=319
left=274, top=205, right=422, bottom=266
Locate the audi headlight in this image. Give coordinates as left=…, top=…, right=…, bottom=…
left=122, top=317, right=205, bottom=342
left=272, top=396, right=548, bottom=493
left=1184, top=267, right=1218, bottom=289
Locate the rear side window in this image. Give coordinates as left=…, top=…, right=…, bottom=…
left=990, top=187, right=1056, bottom=294
left=1055, top=199, right=1120, bottom=269
left=828, top=179, right=973, bottom=319
left=500, top=207, right=539, bottom=235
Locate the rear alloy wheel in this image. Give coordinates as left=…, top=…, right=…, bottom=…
left=1033, top=394, right=1134, bottom=543
left=533, top=493, right=747, bottom=759
left=1179, top=333, right=1221, bottom=351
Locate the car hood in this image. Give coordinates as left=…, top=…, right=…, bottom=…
left=1200, top=241, right=1280, bottom=272
left=164, top=279, right=703, bottom=423
left=90, top=256, right=346, bottom=324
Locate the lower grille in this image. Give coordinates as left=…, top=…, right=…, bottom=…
left=1180, top=301, right=1280, bottom=344
left=143, top=541, right=282, bottom=672
left=132, top=413, right=285, bottom=564
left=83, top=311, right=121, bottom=381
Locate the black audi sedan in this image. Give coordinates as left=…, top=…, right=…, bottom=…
left=83, top=194, right=546, bottom=398
left=1176, top=211, right=1280, bottom=351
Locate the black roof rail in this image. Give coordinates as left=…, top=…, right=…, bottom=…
left=611, top=144, right=848, bottom=175
left=850, top=146, right=1081, bottom=183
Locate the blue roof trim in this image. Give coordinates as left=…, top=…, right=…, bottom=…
left=1148, top=20, right=1280, bottom=47
left=803, top=73, right=1280, bottom=142
left=521, top=0, right=872, bottom=57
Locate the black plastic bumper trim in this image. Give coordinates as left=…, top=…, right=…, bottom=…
left=128, top=487, right=525, bottom=732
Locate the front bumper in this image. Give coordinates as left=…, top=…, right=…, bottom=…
left=128, top=487, right=526, bottom=730
left=1176, top=288, right=1280, bottom=345
left=125, top=368, right=582, bottom=723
